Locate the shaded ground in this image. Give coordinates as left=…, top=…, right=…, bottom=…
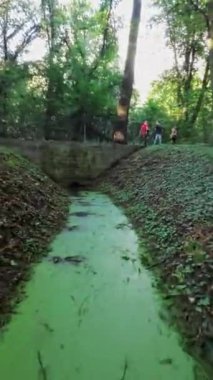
left=99, top=144, right=213, bottom=366
left=0, top=148, right=69, bottom=326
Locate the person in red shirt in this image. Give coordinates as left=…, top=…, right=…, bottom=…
left=140, top=120, right=149, bottom=147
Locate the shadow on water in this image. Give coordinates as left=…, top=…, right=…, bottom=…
left=0, top=191, right=210, bottom=380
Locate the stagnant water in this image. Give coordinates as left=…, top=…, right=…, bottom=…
left=0, top=192, right=209, bottom=380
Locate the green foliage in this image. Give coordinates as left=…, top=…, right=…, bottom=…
left=0, top=0, right=121, bottom=140
left=135, top=69, right=212, bottom=142
left=128, top=97, right=174, bottom=142
left=128, top=66, right=212, bottom=143
left=0, top=62, right=45, bottom=137
left=0, top=0, right=212, bottom=143
left=149, top=0, right=212, bottom=143
left=54, top=0, right=121, bottom=139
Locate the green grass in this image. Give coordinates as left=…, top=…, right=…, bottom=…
left=145, top=143, right=213, bottom=160
left=0, top=147, right=26, bottom=168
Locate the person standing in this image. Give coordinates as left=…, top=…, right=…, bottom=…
left=140, top=120, right=149, bottom=147
left=170, top=126, right=177, bottom=144
left=154, top=121, right=163, bottom=144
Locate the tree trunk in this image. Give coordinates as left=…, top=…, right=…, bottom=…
left=43, top=0, right=57, bottom=140
left=114, top=0, right=142, bottom=143
left=44, top=77, right=55, bottom=140
left=207, top=1, right=213, bottom=92
left=182, top=42, right=197, bottom=136
left=2, top=7, right=8, bottom=62
left=190, top=58, right=209, bottom=128
left=0, top=2, right=9, bottom=137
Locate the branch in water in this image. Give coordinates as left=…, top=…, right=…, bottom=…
left=120, top=358, right=128, bottom=380
left=37, top=350, right=47, bottom=380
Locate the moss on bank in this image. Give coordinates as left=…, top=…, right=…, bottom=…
left=0, top=149, right=69, bottom=325
left=100, top=144, right=213, bottom=368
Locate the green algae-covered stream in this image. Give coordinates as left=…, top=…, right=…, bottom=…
left=0, top=192, right=208, bottom=379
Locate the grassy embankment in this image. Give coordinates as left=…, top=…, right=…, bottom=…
left=0, top=148, right=69, bottom=326
left=100, top=144, right=213, bottom=366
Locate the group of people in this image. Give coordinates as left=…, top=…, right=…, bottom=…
left=140, top=121, right=178, bottom=147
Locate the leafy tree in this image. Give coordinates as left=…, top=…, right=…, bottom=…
left=41, top=0, right=121, bottom=140
left=154, top=1, right=209, bottom=133
left=0, top=0, right=40, bottom=62
left=152, top=0, right=212, bottom=140
left=188, top=0, right=213, bottom=93
left=0, top=0, right=40, bottom=136
left=0, top=0, right=121, bottom=140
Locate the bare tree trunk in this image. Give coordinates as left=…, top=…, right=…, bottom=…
left=113, top=0, right=142, bottom=143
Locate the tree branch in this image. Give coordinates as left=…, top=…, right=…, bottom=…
left=7, top=22, right=26, bottom=41
left=12, top=24, right=40, bottom=61
left=89, top=0, right=114, bottom=76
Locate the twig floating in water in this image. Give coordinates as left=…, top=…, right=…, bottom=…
left=41, top=322, right=54, bottom=333
left=37, top=350, right=47, bottom=380
left=120, top=358, right=128, bottom=380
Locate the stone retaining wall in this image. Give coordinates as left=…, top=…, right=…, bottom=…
left=0, top=139, right=139, bottom=186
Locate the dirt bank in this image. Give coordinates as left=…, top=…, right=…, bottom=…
left=100, top=145, right=213, bottom=367
left=0, top=149, right=69, bottom=326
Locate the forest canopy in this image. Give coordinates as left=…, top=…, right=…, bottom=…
left=0, top=0, right=212, bottom=143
